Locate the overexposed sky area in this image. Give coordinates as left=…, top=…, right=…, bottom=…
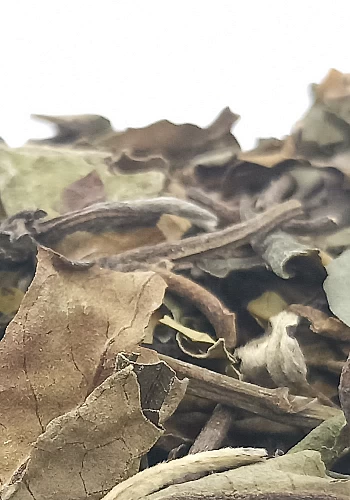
left=1, top=1, right=349, bottom=150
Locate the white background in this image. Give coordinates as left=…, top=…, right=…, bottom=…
left=1, top=1, right=349, bottom=149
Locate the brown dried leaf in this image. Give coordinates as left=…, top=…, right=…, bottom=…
left=0, top=247, right=166, bottom=484
left=110, top=152, right=169, bottom=174
left=59, top=170, right=107, bottom=214
left=96, top=108, right=239, bottom=164
left=157, top=271, right=237, bottom=350
left=54, top=227, right=167, bottom=261
left=159, top=316, right=236, bottom=372
left=30, top=113, right=113, bottom=145
left=289, top=304, right=350, bottom=341
left=1, top=357, right=187, bottom=499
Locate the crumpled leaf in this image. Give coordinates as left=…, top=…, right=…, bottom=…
left=239, top=135, right=295, bottom=167
left=289, top=303, right=350, bottom=341
left=324, top=248, right=350, bottom=327
left=251, top=230, right=323, bottom=279
left=1, top=355, right=187, bottom=500
left=0, top=145, right=165, bottom=217
left=292, top=69, right=350, bottom=158
left=159, top=315, right=236, bottom=372
left=160, top=315, right=215, bottom=345
left=30, top=113, right=113, bottom=145
left=235, top=311, right=311, bottom=395
left=0, top=247, right=166, bottom=484
left=96, top=107, right=240, bottom=165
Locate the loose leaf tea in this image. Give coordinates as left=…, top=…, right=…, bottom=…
left=1, top=69, right=350, bottom=499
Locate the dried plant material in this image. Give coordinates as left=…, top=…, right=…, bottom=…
left=159, top=354, right=340, bottom=429
left=197, top=254, right=266, bottom=278
left=250, top=229, right=323, bottom=279
left=59, top=169, right=107, bottom=213
left=239, top=135, right=295, bottom=167
left=54, top=227, right=167, bottom=261
left=160, top=315, right=215, bottom=345
left=3, top=72, right=350, bottom=495
left=247, top=290, right=288, bottom=323
left=156, top=214, right=192, bottom=242
left=157, top=271, right=237, bottom=351
left=110, top=152, right=169, bottom=174
left=99, top=200, right=302, bottom=272
left=30, top=113, right=113, bottom=145
left=0, top=146, right=165, bottom=217
left=137, top=450, right=350, bottom=499
left=36, top=197, right=218, bottom=247
left=324, top=249, right=350, bottom=326
left=96, top=108, right=240, bottom=164
left=0, top=247, right=166, bottom=483
left=159, top=315, right=235, bottom=369
left=288, top=413, right=348, bottom=468
left=289, top=304, right=350, bottom=341
left=1, top=357, right=186, bottom=499
left=102, top=447, right=266, bottom=500
left=188, top=404, right=234, bottom=454
left=339, top=352, right=350, bottom=427
left=235, top=311, right=312, bottom=396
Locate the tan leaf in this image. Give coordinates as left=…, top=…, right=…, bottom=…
left=159, top=315, right=215, bottom=345
left=53, top=227, right=166, bottom=261
left=0, top=247, right=166, bottom=483
left=247, top=290, right=288, bottom=323
left=235, top=311, right=311, bottom=395
left=1, top=357, right=187, bottom=499
left=96, top=108, right=239, bottom=164
left=59, top=170, right=107, bottom=214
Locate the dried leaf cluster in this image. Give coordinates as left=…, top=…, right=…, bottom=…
left=0, top=69, right=350, bottom=499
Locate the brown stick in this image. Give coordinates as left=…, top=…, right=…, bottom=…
left=159, top=354, right=341, bottom=430
left=189, top=404, right=234, bottom=454
left=98, top=199, right=303, bottom=271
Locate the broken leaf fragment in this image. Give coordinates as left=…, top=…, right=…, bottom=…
left=0, top=247, right=166, bottom=483
left=0, top=145, right=165, bottom=217
left=1, top=356, right=187, bottom=499
left=324, top=249, right=350, bottom=327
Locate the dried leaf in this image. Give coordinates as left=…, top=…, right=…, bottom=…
left=247, top=290, right=288, bottom=323
left=1, top=357, right=186, bottom=499
left=136, top=450, right=350, bottom=499
left=30, top=113, right=113, bottom=145
left=101, top=447, right=267, bottom=500
left=157, top=271, right=237, bottom=350
left=235, top=311, right=311, bottom=395
left=288, top=413, right=348, bottom=468
left=0, top=247, right=166, bottom=483
left=324, top=248, right=350, bottom=326
left=97, top=108, right=240, bottom=165
left=59, top=169, right=107, bottom=213
left=54, top=227, right=167, bottom=261
left=289, top=304, right=350, bottom=341
left=160, top=315, right=215, bottom=344
left=0, top=146, right=165, bottom=217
